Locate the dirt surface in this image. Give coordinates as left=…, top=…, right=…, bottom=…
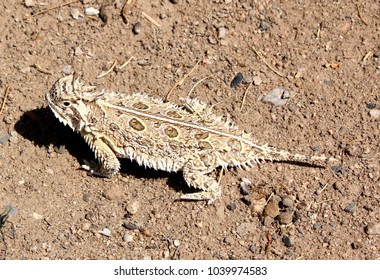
left=0, top=0, right=379, bottom=260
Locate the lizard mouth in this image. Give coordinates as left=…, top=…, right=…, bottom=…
left=46, top=93, right=71, bottom=128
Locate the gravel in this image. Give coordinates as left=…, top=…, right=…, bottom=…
left=281, top=196, right=294, bottom=208
left=230, top=73, right=244, bottom=88
left=226, top=203, right=236, bottom=211
left=98, top=227, right=111, bottom=237
left=126, top=201, right=140, bottom=215
left=133, top=22, right=142, bottom=34
left=277, top=212, right=293, bottom=225
left=85, top=7, right=100, bottom=16
left=282, top=235, right=293, bottom=247
left=344, top=202, right=357, bottom=213
left=263, top=201, right=280, bottom=218
left=261, top=88, right=291, bottom=106
left=365, top=223, right=380, bottom=235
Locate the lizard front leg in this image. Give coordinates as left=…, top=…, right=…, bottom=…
left=81, top=132, right=120, bottom=177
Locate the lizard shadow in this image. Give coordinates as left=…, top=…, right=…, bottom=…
left=15, top=107, right=189, bottom=193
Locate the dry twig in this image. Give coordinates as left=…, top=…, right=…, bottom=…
left=165, top=60, right=200, bottom=102
left=97, top=60, right=118, bottom=78
left=33, top=62, right=53, bottom=75
left=362, top=51, right=372, bottom=61
left=141, top=11, right=161, bottom=28
left=119, top=56, right=135, bottom=70
left=356, top=3, right=368, bottom=25
left=0, top=86, right=11, bottom=116
left=121, top=0, right=139, bottom=24
left=240, top=80, right=253, bottom=110
left=249, top=45, right=284, bottom=77
left=187, top=75, right=212, bottom=98
left=32, top=0, right=81, bottom=17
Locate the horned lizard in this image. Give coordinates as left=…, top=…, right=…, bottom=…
left=46, top=75, right=337, bottom=204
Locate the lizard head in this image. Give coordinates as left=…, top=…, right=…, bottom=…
left=46, top=74, right=97, bottom=131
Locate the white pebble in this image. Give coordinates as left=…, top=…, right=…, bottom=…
left=71, top=8, right=83, bottom=20
left=123, top=234, right=134, bottom=242
left=366, top=223, right=380, bottom=235
left=126, top=201, right=140, bottom=215
left=252, top=76, right=262, bottom=85
left=85, top=7, right=100, bottom=16
left=240, top=178, right=252, bottom=188
left=369, top=109, right=380, bottom=119
left=62, top=65, right=72, bottom=75
left=32, top=212, right=43, bottom=220
left=82, top=222, right=91, bottom=231
left=98, top=227, right=111, bottom=237
left=24, top=0, right=35, bottom=7
left=262, top=87, right=291, bottom=106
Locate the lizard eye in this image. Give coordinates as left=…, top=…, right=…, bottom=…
left=63, top=101, right=71, bottom=107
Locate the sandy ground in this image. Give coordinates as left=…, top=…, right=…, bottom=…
left=0, top=0, right=379, bottom=259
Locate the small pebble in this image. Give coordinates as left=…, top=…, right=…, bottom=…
left=259, top=21, right=271, bottom=31
left=208, top=36, right=217, bottom=45
left=62, top=65, right=72, bottom=75
left=99, top=5, right=109, bottom=23
left=123, top=233, right=134, bottom=242
left=369, top=109, right=380, bottom=119
left=85, top=7, right=100, bottom=16
left=277, top=212, right=293, bottom=225
left=344, top=202, right=357, bottom=213
left=311, top=146, right=321, bottom=152
left=32, top=212, right=43, bottom=220
left=103, top=186, right=122, bottom=201
left=365, top=223, right=380, bottom=235
left=248, top=196, right=267, bottom=214
left=74, top=46, right=83, bottom=56
left=70, top=8, right=82, bottom=19
left=85, top=212, right=97, bottom=222
left=282, top=235, right=293, bottom=247
left=281, top=196, right=294, bottom=208
left=313, top=223, right=322, bottom=230
left=366, top=103, right=376, bottom=109
left=20, top=66, right=31, bottom=74
left=263, top=201, right=280, bottom=218
left=263, top=216, right=274, bottom=227
left=239, top=178, right=251, bottom=188
left=132, top=22, right=141, bottom=34
left=226, top=203, right=236, bottom=211
left=239, top=178, right=251, bottom=195
left=169, top=0, right=179, bottom=3
left=0, top=133, right=11, bottom=144
left=173, top=240, right=181, bottom=247
left=218, top=27, right=226, bottom=39
left=242, top=76, right=253, bottom=84
left=82, top=193, right=91, bottom=202
left=331, top=165, right=348, bottom=175
left=230, top=72, right=244, bottom=88
left=98, top=227, right=111, bottom=237
left=24, top=0, right=35, bottom=7
left=252, top=76, right=262, bottom=85
left=123, top=222, right=138, bottom=230
left=81, top=222, right=91, bottom=231
left=249, top=244, right=257, bottom=253
left=262, top=88, right=291, bottom=106
left=126, top=201, right=140, bottom=215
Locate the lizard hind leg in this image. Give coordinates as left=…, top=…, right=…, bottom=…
left=181, top=161, right=222, bottom=204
